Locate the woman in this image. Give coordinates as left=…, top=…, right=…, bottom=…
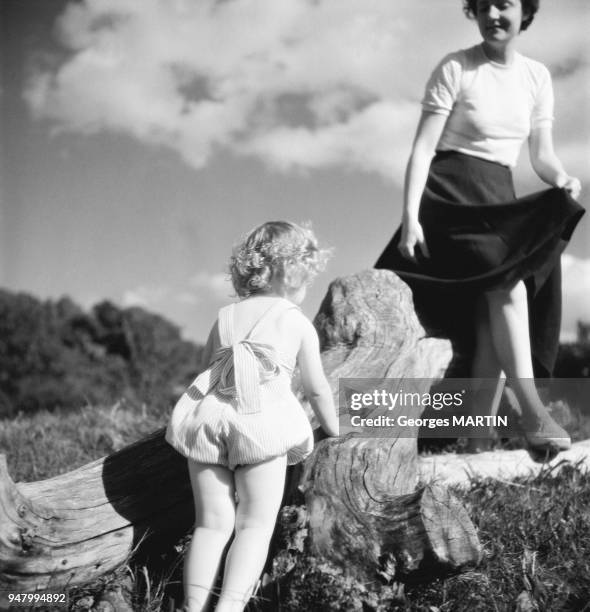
left=376, top=0, right=584, bottom=453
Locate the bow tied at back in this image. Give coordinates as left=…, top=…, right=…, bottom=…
left=192, top=340, right=280, bottom=414
left=184, top=300, right=295, bottom=414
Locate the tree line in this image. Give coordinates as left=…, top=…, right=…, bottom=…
left=0, top=289, right=203, bottom=418
left=0, top=288, right=587, bottom=419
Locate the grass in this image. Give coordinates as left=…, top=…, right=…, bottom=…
left=1, top=404, right=589, bottom=611
left=0, top=401, right=167, bottom=482
left=404, top=465, right=590, bottom=611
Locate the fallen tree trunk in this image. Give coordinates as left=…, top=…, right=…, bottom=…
left=418, top=439, right=590, bottom=489
left=261, top=440, right=482, bottom=610
left=0, top=270, right=481, bottom=606
left=0, top=430, right=192, bottom=591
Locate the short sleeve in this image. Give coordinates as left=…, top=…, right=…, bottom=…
left=531, top=65, right=554, bottom=129
left=421, top=52, right=464, bottom=116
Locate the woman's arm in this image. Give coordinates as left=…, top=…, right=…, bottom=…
left=529, top=126, right=582, bottom=199
left=399, top=111, right=448, bottom=261
left=297, top=318, right=339, bottom=437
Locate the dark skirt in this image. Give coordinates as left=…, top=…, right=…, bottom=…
left=375, top=151, right=585, bottom=377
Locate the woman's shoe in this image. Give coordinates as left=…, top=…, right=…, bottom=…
left=464, top=437, right=494, bottom=454
left=523, top=418, right=571, bottom=460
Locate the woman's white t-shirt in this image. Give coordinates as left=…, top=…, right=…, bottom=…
left=421, top=44, right=554, bottom=168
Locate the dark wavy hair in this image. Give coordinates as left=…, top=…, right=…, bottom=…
left=463, top=0, right=539, bottom=31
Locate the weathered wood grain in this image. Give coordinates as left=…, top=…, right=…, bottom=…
left=0, top=430, right=192, bottom=591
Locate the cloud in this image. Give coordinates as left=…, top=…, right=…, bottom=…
left=122, top=272, right=231, bottom=310
left=22, top=0, right=419, bottom=182
left=189, top=272, right=233, bottom=301
left=521, top=1, right=590, bottom=73
left=561, top=254, right=590, bottom=341
left=121, top=284, right=168, bottom=309
left=239, top=100, right=417, bottom=178
left=24, top=0, right=590, bottom=184
left=550, top=64, right=590, bottom=181
left=119, top=272, right=232, bottom=340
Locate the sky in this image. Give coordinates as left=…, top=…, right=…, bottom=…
left=2, top=0, right=590, bottom=343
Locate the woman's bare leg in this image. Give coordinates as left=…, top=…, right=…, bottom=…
left=485, top=280, right=569, bottom=446
left=215, top=455, right=287, bottom=612
left=467, top=296, right=505, bottom=452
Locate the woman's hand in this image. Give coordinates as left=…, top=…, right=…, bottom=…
left=529, top=128, right=582, bottom=200
left=558, top=175, right=582, bottom=200
left=398, top=218, right=430, bottom=262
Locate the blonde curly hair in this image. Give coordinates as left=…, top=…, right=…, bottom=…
left=230, top=221, right=330, bottom=297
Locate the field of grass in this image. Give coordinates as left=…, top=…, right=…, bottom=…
left=406, top=467, right=590, bottom=611
left=1, top=402, right=167, bottom=483
left=1, top=404, right=589, bottom=611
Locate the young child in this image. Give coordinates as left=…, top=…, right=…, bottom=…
left=166, top=221, right=339, bottom=612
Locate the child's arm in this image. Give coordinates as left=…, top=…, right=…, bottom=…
left=198, top=321, right=220, bottom=372
left=297, top=317, right=339, bottom=437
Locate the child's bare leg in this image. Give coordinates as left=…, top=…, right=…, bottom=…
left=467, top=296, right=505, bottom=452
left=184, top=461, right=236, bottom=612
left=485, top=281, right=568, bottom=442
left=216, top=455, right=287, bottom=612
